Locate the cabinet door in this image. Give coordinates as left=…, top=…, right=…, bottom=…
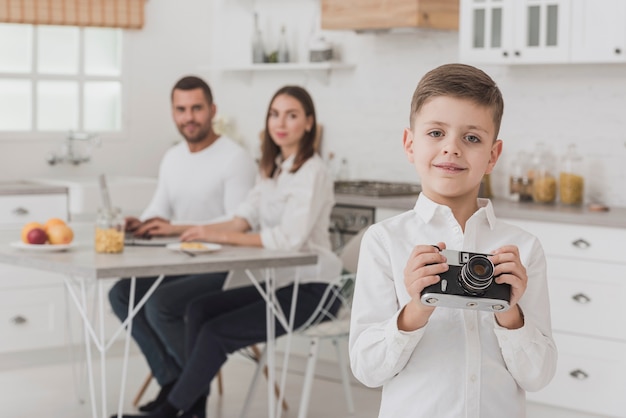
left=570, top=0, right=626, bottom=63
left=460, top=0, right=571, bottom=64
left=460, top=0, right=514, bottom=63
left=512, top=0, right=571, bottom=63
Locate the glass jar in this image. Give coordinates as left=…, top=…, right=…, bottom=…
left=559, top=144, right=585, bottom=205
left=530, top=143, right=557, bottom=204
left=509, top=151, right=533, bottom=202
left=95, top=207, right=125, bottom=253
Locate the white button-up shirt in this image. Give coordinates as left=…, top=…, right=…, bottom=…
left=349, top=194, right=557, bottom=418
left=235, top=153, right=341, bottom=287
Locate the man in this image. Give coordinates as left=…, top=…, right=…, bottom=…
left=108, top=75, right=256, bottom=413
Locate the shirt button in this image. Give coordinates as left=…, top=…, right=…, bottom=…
left=501, top=336, right=508, bottom=341
left=468, top=324, right=475, bottom=331
left=470, top=374, right=477, bottom=382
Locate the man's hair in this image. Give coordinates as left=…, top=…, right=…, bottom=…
left=171, top=75, right=213, bottom=105
left=410, top=63, right=504, bottom=138
left=259, top=85, right=317, bottom=178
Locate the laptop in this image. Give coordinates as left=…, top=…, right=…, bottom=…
left=98, top=174, right=179, bottom=247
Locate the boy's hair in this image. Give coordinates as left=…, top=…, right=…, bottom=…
left=410, top=63, right=504, bottom=139
left=171, top=75, right=213, bottom=105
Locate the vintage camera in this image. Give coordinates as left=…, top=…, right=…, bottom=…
left=420, top=249, right=511, bottom=312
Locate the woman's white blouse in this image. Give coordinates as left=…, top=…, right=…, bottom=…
left=235, top=153, right=342, bottom=286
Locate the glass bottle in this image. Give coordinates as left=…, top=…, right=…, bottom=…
left=95, top=207, right=125, bottom=253
left=559, top=144, right=585, bottom=205
left=336, top=158, right=350, bottom=180
left=252, top=12, right=265, bottom=64
left=530, top=143, right=557, bottom=204
left=509, top=151, right=533, bottom=202
left=277, top=25, right=289, bottom=63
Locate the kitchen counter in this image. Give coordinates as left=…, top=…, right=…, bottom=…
left=0, top=181, right=68, bottom=196
left=335, top=193, right=626, bottom=229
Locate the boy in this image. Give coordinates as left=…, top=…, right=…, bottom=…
left=348, top=63, right=557, bottom=418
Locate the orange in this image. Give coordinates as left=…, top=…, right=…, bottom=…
left=47, top=224, right=74, bottom=245
left=44, top=217, right=67, bottom=233
left=21, top=222, right=45, bottom=243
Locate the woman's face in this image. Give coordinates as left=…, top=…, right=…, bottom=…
left=267, top=94, right=313, bottom=158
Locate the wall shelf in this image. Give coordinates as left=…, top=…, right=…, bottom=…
left=217, top=62, right=355, bottom=72
left=201, top=62, right=355, bottom=84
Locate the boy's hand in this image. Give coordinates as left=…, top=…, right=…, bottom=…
left=398, top=242, right=449, bottom=331
left=490, top=245, right=527, bottom=329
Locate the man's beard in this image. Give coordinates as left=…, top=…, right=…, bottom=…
left=180, top=122, right=212, bottom=144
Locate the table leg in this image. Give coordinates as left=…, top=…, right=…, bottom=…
left=64, top=274, right=166, bottom=418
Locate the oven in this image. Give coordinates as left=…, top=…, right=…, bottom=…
left=330, top=180, right=421, bottom=252
left=330, top=204, right=375, bottom=252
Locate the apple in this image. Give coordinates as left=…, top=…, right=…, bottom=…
left=26, top=227, right=48, bottom=245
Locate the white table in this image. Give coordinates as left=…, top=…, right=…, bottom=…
left=0, top=225, right=316, bottom=418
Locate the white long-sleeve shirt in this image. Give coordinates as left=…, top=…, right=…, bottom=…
left=349, top=194, right=557, bottom=418
left=140, top=136, right=257, bottom=224
left=235, top=153, right=342, bottom=286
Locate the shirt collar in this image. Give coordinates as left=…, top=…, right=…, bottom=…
left=274, top=153, right=295, bottom=174
left=413, top=194, right=497, bottom=230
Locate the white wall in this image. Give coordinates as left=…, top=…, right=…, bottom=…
left=2, top=0, right=625, bottom=207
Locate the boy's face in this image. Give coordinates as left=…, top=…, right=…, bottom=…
left=403, top=96, right=502, bottom=204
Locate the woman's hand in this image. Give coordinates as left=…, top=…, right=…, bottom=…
left=180, top=225, right=222, bottom=243
left=398, top=242, right=449, bottom=331
left=490, top=245, right=527, bottom=329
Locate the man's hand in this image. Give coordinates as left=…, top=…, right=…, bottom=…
left=398, top=242, right=449, bottom=331
left=490, top=245, right=527, bottom=329
left=132, top=217, right=173, bottom=237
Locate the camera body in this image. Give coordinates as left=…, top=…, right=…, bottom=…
left=420, top=249, right=511, bottom=312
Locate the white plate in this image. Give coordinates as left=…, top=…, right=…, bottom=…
left=166, top=242, right=222, bottom=254
left=11, top=241, right=75, bottom=252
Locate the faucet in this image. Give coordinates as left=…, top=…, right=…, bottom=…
left=47, top=131, right=100, bottom=165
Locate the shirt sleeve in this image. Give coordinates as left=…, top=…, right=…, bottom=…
left=140, top=157, right=172, bottom=221
left=259, top=162, right=331, bottom=251
left=493, top=238, right=558, bottom=392
left=221, top=150, right=257, bottom=217
left=234, top=175, right=263, bottom=231
left=348, top=226, right=425, bottom=388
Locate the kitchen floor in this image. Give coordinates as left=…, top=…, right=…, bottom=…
left=0, top=344, right=607, bottom=418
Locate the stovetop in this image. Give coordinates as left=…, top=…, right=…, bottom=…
left=334, top=180, right=421, bottom=197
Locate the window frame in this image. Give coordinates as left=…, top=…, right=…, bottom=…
left=0, top=23, right=130, bottom=142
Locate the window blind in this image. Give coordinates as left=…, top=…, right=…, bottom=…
left=0, top=0, right=145, bottom=29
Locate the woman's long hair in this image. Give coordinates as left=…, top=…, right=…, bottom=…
left=259, top=86, right=317, bottom=178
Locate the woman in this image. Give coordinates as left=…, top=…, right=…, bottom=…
left=120, top=85, right=342, bottom=418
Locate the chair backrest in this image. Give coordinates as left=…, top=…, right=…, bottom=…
left=297, top=228, right=364, bottom=338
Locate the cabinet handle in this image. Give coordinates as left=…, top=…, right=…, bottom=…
left=571, top=238, right=590, bottom=249
left=615, top=48, right=622, bottom=55
left=569, top=369, right=589, bottom=380
left=571, top=293, right=591, bottom=304
left=502, top=51, right=509, bottom=57
left=514, top=51, right=521, bottom=57
left=12, top=207, right=29, bottom=216
left=11, top=315, right=28, bottom=325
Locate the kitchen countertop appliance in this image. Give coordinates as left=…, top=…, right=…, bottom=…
left=330, top=180, right=421, bottom=251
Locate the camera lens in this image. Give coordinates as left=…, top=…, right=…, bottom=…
left=459, top=255, right=494, bottom=295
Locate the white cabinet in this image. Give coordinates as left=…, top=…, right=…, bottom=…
left=502, top=218, right=626, bottom=418
left=0, top=193, right=68, bottom=226
left=570, top=0, right=626, bottom=63
left=0, top=188, right=73, bottom=354
left=460, top=0, right=571, bottom=64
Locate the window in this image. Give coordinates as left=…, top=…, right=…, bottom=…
left=0, top=23, right=124, bottom=136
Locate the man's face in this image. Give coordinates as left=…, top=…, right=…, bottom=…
left=403, top=95, right=502, bottom=203
left=171, top=88, right=215, bottom=144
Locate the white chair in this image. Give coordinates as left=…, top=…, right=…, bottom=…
left=241, top=229, right=364, bottom=418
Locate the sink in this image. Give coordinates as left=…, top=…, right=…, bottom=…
left=30, top=176, right=157, bottom=217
